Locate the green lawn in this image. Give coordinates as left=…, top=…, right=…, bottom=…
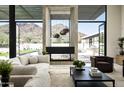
left=0, top=49, right=37, bottom=57
left=19, top=49, right=36, bottom=54
left=0, top=52, right=8, bottom=56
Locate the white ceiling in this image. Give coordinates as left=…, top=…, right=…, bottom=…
left=0, top=5, right=105, bottom=20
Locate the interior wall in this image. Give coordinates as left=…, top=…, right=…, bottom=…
left=107, top=5, right=121, bottom=57
left=121, top=6, right=124, bottom=37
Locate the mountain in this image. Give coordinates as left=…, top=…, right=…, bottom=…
left=0, top=24, right=9, bottom=34
left=0, top=23, right=86, bottom=43
left=17, top=23, right=42, bottom=43
left=0, top=24, right=9, bottom=45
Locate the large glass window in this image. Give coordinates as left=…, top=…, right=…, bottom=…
left=51, top=20, right=70, bottom=46
left=0, top=22, right=9, bottom=60
left=78, top=6, right=106, bottom=63
left=50, top=20, right=70, bottom=60
left=0, top=6, right=9, bottom=60
left=78, top=23, right=103, bottom=62
left=16, top=22, right=43, bottom=56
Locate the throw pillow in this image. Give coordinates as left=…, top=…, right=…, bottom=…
left=29, top=56, right=38, bottom=64
left=9, top=57, right=22, bottom=65
left=19, top=55, right=29, bottom=65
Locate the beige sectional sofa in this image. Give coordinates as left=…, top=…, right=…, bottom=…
left=9, top=55, right=51, bottom=87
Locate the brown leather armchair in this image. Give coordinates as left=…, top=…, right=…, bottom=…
left=90, top=56, right=113, bottom=73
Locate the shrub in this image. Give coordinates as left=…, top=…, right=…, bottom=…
left=0, top=60, right=13, bottom=76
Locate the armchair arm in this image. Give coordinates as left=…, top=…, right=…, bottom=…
left=106, top=57, right=113, bottom=64
left=90, top=56, right=97, bottom=67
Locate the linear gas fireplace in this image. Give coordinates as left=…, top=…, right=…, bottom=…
left=46, top=47, right=75, bottom=61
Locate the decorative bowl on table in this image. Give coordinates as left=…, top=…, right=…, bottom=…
left=75, top=67, right=85, bottom=71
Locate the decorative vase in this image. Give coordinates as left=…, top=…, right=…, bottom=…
left=1, top=74, right=10, bottom=87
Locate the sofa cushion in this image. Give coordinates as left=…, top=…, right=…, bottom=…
left=29, top=56, right=38, bottom=64
left=24, top=75, right=50, bottom=87
left=28, top=63, right=49, bottom=75
left=11, top=65, right=37, bottom=75
left=19, top=55, right=29, bottom=65
left=9, top=57, right=22, bottom=65
left=38, top=55, right=49, bottom=63
left=24, top=63, right=50, bottom=87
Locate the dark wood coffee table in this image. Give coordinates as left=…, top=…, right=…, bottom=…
left=70, top=67, right=115, bottom=87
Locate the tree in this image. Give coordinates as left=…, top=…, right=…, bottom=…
left=25, top=37, right=32, bottom=43
left=0, top=33, right=9, bottom=47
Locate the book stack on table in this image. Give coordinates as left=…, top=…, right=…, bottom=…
left=89, top=67, right=102, bottom=78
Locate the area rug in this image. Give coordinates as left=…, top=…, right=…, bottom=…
left=49, top=64, right=124, bottom=87
left=105, top=64, right=124, bottom=87
left=49, top=65, right=74, bottom=87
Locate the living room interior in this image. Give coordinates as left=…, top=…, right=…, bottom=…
left=0, top=5, right=124, bottom=87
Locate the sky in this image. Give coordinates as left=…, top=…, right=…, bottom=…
left=78, top=23, right=102, bottom=36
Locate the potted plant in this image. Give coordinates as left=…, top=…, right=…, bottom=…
left=42, top=50, right=48, bottom=55
left=73, top=60, right=85, bottom=69
left=0, top=60, right=13, bottom=87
